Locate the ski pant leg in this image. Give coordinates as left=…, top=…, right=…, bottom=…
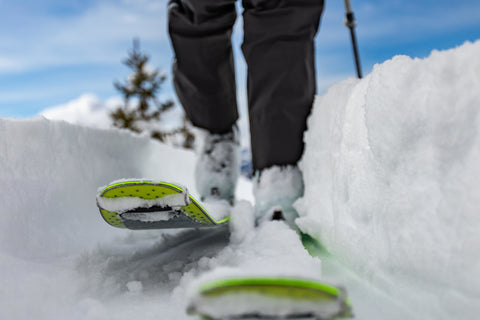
left=241, top=0, right=324, bottom=171
left=168, top=0, right=239, bottom=134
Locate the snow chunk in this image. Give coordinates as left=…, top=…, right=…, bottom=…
left=200, top=198, right=231, bottom=222
left=228, top=200, right=255, bottom=244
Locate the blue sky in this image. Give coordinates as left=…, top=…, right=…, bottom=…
left=0, top=0, right=479, bottom=118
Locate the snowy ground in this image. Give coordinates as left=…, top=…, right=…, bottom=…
left=1, top=41, right=479, bottom=319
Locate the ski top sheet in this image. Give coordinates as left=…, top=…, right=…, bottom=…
left=96, top=180, right=229, bottom=230
left=187, top=276, right=353, bottom=319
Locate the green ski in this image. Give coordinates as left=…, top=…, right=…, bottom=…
left=96, top=180, right=229, bottom=230
left=188, top=276, right=352, bottom=319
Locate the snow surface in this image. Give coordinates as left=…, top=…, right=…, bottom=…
left=0, top=41, right=479, bottom=320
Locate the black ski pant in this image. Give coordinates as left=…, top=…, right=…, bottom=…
left=168, top=0, right=324, bottom=171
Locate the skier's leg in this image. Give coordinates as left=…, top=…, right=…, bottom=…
left=168, top=0, right=238, bottom=134
left=242, top=0, right=324, bottom=221
left=168, top=0, right=240, bottom=201
left=241, top=0, right=324, bottom=171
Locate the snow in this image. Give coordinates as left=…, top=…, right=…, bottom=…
left=296, top=40, right=480, bottom=319
left=184, top=203, right=339, bottom=318
left=0, top=116, right=196, bottom=258
left=0, top=40, right=479, bottom=320
left=187, top=206, right=323, bottom=282
left=200, top=198, right=231, bottom=222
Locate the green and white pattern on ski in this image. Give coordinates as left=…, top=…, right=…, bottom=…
left=188, top=276, right=352, bottom=319
left=97, top=180, right=229, bottom=230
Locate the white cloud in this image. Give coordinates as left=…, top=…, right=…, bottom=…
left=41, top=93, right=120, bottom=129
left=0, top=56, right=24, bottom=73
left=40, top=92, right=187, bottom=137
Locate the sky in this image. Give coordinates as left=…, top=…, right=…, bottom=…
left=0, top=0, right=479, bottom=120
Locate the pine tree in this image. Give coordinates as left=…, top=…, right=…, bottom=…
left=111, top=39, right=194, bottom=148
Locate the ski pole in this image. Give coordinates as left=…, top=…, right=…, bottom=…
left=343, top=0, right=363, bottom=78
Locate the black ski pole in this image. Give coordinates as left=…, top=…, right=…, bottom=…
left=343, top=0, right=363, bottom=79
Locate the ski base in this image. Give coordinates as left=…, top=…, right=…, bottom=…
left=188, top=277, right=353, bottom=320
left=96, top=180, right=229, bottom=230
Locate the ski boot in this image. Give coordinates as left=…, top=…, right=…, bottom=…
left=195, top=126, right=240, bottom=203
left=254, top=165, right=304, bottom=228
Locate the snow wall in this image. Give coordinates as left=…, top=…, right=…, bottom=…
left=296, top=40, right=480, bottom=318
left=0, top=118, right=196, bottom=258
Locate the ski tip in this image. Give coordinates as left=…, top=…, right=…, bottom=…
left=188, top=276, right=353, bottom=319
left=96, top=180, right=230, bottom=230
